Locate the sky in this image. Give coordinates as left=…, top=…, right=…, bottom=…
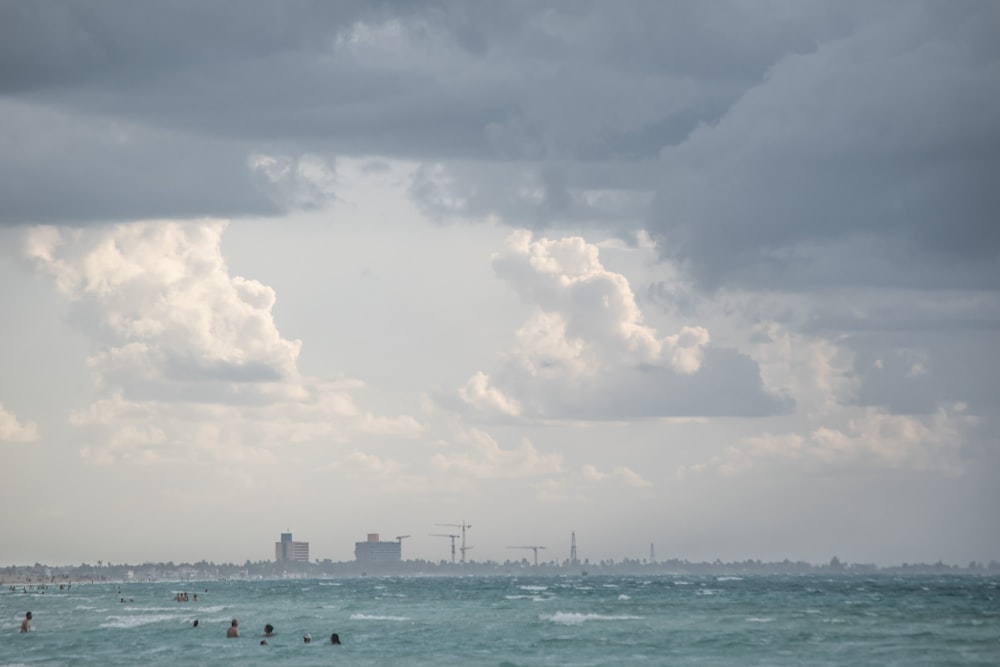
left=1, top=0, right=998, bottom=568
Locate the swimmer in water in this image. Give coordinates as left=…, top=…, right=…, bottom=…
left=330, top=632, right=341, bottom=644
left=303, top=633, right=311, bottom=643
left=227, top=618, right=240, bottom=638
left=264, top=623, right=274, bottom=637
left=20, top=611, right=32, bottom=633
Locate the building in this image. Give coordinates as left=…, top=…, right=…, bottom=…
left=275, top=532, right=310, bottom=563
left=354, top=533, right=402, bottom=563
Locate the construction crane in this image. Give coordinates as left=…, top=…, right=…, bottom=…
left=436, top=521, right=472, bottom=563
left=508, top=545, right=547, bottom=566
left=395, top=535, right=410, bottom=544
left=430, top=533, right=459, bottom=563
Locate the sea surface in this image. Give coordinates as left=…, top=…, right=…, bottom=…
left=3, top=574, right=998, bottom=666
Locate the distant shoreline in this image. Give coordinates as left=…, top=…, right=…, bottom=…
left=3, top=556, right=998, bottom=585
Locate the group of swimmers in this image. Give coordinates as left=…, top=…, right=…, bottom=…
left=7, top=583, right=69, bottom=593
left=173, top=592, right=197, bottom=602
left=218, top=618, right=341, bottom=646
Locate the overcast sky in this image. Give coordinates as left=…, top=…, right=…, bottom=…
left=1, top=0, right=998, bottom=568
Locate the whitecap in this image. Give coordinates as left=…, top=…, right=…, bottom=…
left=716, top=576, right=742, bottom=582
left=618, top=594, right=631, bottom=601
left=518, top=585, right=548, bottom=591
left=100, top=613, right=178, bottom=629
left=350, top=613, right=410, bottom=622
left=542, top=612, right=643, bottom=625
left=746, top=617, right=774, bottom=623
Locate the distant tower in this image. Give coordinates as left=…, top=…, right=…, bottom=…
left=570, top=531, right=578, bottom=565
left=650, top=542, right=656, bottom=563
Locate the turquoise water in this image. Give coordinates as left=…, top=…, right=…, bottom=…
left=3, top=575, right=998, bottom=666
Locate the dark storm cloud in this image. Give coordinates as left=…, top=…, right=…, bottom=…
left=0, top=0, right=862, bottom=224
left=649, top=2, right=1000, bottom=291
left=3, top=2, right=997, bottom=295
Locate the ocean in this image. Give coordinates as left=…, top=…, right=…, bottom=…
left=3, top=574, right=998, bottom=666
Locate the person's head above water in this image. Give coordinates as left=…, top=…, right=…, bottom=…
left=231, top=619, right=238, bottom=627
left=330, top=633, right=341, bottom=644
left=264, top=624, right=274, bottom=635
left=303, top=634, right=311, bottom=643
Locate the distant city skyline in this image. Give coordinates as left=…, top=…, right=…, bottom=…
left=1, top=1, right=997, bottom=569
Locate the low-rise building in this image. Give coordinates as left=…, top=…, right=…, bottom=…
left=354, top=533, right=401, bottom=563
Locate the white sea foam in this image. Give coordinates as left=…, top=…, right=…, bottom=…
left=746, top=617, right=775, bottom=623
left=717, top=576, right=743, bottom=582
left=197, top=605, right=225, bottom=613
left=518, top=585, right=548, bottom=591
left=542, top=612, right=643, bottom=625
left=618, top=594, right=631, bottom=600
left=350, top=613, right=410, bottom=622
left=100, top=614, right=178, bottom=629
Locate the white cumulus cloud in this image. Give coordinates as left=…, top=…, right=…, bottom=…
left=0, top=402, right=39, bottom=442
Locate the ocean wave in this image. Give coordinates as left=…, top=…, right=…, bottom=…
left=746, top=617, right=775, bottom=623
left=617, top=594, right=631, bottom=601
left=518, top=585, right=548, bottom=591
left=350, top=613, right=410, bottom=622
left=716, top=576, right=743, bottom=582
left=542, top=612, right=643, bottom=625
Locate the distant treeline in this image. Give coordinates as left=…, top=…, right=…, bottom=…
left=4, top=555, right=999, bottom=583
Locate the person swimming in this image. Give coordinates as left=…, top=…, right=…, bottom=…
left=20, top=611, right=32, bottom=633
left=264, top=623, right=274, bottom=637
left=227, top=618, right=240, bottom=638
left=192, top=619, right=199, bottom=628
left=303, top=633, right=311, bottom=643
left=330, top=632, right=341, bottom=644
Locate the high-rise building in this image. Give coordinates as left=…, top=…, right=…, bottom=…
left=275, top=532, right=310, bottom=563
left=354, top=533, right=401, bottom=563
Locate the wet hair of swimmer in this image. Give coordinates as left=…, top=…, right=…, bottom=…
left=330, top=633, right=341, bottom=644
